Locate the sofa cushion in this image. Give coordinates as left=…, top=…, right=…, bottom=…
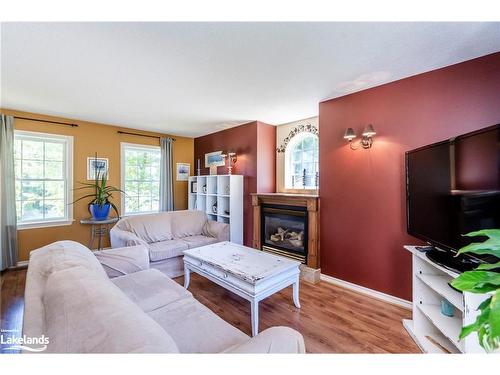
left=43, top=266, right=180, bottom=353
left=30, top=240, right=107, bottom=279
left=149, top=239, right=189, bottom=262
left=147, top=298, right=249, bottom=353
left=115, top=212, right=174, bottom=243
left=181, top=235, right=218, bottom=249
left=94, top=245, right=150, bottom=278
left=112, top=269, right=192, bottom=312
left=171, top=210, right=208, bottom=238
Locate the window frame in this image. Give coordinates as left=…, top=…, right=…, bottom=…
left=120, top=142, right=161, bottom=216
left=284, top=132, right=319, bottom=190
left=14, top=130, right=74, bottom=230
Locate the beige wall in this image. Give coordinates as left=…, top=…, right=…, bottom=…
left=1, top=109, right=194, bottom=261
left=276, top=116, right=318, bottom=194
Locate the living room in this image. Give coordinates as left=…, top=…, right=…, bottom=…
left=1, top=1, right=500, bottom=373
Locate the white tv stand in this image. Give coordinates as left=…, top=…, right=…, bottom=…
left=403, top=246, right=488, bottom=353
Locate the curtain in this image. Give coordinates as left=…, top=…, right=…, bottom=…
left=159, top=137, right=174, bottom=211
left=0, top=115, right=18, bottom=271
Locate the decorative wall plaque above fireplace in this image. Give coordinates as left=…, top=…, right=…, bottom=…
left=252, top=193, right=319, bottom=269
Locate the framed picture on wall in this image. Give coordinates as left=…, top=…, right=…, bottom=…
left=87, top=157, right=109, bottom=180
left=176, top=162, right=190, bottom=181
left=204, top=151, right=225, bottom=168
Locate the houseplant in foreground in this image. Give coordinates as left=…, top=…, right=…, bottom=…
left=72, top=171, right=124, bottom=220
left=450, top=229, right=500, bottom=352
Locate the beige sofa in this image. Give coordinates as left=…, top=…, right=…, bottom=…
left=110, top=210, right=229, bottom=278
left=23, top=240, right=305, bottom=353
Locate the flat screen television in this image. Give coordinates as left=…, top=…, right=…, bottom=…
left=406, top=124, right=500, bottom=272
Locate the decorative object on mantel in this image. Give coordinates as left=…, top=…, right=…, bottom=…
left=276, top=122, right=318, bottom=153
left=176, top=162, right=190, bottom=181
left=196, top=158, right=201, bottom=176
left=343, top=124, right=376, bottom=150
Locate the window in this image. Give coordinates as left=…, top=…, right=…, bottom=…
left=14, top=131, right=73, bottom=228
left=284, top=132, right=319, bottom=189
left=121, top=143, right=161, bottom=215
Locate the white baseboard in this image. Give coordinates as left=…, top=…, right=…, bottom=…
left=7, top=260, right=29, bottom=270
left=320, top=273, right=412, bottom=310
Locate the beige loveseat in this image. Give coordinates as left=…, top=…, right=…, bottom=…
left=110, top=210, right=229, bottom=278
left=23, top=240, right=306, bottom=353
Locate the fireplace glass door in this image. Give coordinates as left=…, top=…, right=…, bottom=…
left=261, top=205, right=307, bottom=262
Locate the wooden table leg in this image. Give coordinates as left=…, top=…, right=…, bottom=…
left=251, top=299, right=259, bottom=337
left=184, top=265, right=191, bottom=289
left=88, top=224, right=96, bottom=249
left=293, top=277, right=301, bottom=308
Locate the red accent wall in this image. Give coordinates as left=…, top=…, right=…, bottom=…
left=319, top=52, right=500, bottom=300
left=194, top=121, right=276, bottom=246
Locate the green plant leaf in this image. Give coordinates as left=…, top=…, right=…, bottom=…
left=489, top=290, right=500, bottom=340
left=477, top=296, right=493, bottom=311
left=457, top=229, right=500, bottom=258
left=459, top=322, right=480, bottom=340
left=477, top=261, right=500, bottom=271
left=463, top=229, right=500, bottom=241
left=451, top=271, right=500, bottom=293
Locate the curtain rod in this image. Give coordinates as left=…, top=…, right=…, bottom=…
left=14, top=116, right=79, bottom=127
left=117, top=130, right=176, bottom=141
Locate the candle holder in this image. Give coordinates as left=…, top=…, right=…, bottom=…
left=227, top=152, right=237, bottom=175
left=196, top=158, right=201, bottom=176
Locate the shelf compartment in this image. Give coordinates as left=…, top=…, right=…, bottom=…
left=417, top=304, right=463, bottom=350
left=416, top=273, right=463, bottom=312
left=403, top=319, right=460, bottom=353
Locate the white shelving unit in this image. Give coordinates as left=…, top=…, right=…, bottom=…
left=188, top=175, right=243, bottom=244
left=403, top=246, right=488, bottom=353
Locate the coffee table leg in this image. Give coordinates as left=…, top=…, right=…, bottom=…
left=293, top=277, right=301, bottom=308
left=184, top=265, right=190, bottom=289
left=251, top=299, right=259, bottom=337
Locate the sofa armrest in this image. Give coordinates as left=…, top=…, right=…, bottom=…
left=223, top=327, right=306, bottom=353
left=94, top=245, right=150, bottom=278
left=203, top=220, right=230, bottom=242
left=110, top=227, right=148, bottom=248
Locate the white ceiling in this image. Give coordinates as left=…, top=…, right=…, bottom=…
left=1, top=22, right=499, bottom=137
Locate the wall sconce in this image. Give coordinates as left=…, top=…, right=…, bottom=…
left=343, top=124, right=376, bottom=150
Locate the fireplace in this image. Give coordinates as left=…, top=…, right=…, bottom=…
left=261, top=204, right=308, bottom=263
left=252, top=193, right=319, bottom=272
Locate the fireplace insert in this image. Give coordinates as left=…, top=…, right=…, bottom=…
left=261, top=204, right=308, bottom=263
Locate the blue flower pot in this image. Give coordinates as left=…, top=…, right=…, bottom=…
left=90, top=203, right=111, bottom=221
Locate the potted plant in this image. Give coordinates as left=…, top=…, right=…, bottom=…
left=72, top=171, right=124, bottom=221
left=450, top=229, right=500, bottom=353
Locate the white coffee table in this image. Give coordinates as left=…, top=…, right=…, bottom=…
left=183, top=241, right=301, bottom=336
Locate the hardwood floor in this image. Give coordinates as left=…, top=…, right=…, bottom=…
left=1, top=268, right=419, bottom=353
left=1, top=269, right=26, bottom=354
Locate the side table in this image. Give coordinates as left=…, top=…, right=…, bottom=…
left=80, top=217, right=119, bottom=250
